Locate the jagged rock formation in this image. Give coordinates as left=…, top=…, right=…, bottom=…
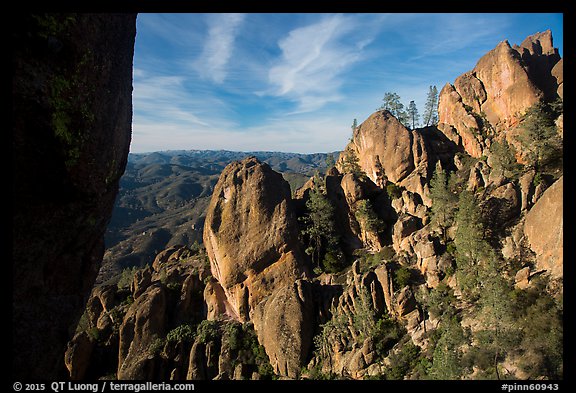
left=203, top=157, right=309, bottom=322
left=62, top=30, right=563, bottom=381
left=437, top=30, right=562, bottom=158
left=253, top=279, right=315, bottom=378
left=12, top=14, right=136, bottom=379
left=338, top=111, right=433, bottom=206
left=202, top=157, right=313, bottom=377
left=523, top=176, right=563, bottom=279
left=66, top=245, right=279, bottom=381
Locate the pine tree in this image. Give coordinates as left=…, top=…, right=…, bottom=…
left=300, top=174, right=340, bottom=271
left=516, top=100, right=562, bottom=173
left=429, top=164, right=456, bottom=243
left=489, top=139, right=521, bottom=179
left=341, top=148, right=364, bottom=177
left=407, top=100, right=419, bottom=129
left=476, top=255, right=515, bottom=380
left=423, top=85, right=439, bottom=126
left=380, top=92, right=409, bottom=126
left=454, top=190, right=492, bottom=298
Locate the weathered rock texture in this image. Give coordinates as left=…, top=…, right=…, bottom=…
left=253, top=280, right=315, bottom=378
left=64, top=246, right=211, bottom=380
left=203, top=157, right=309, bottom=322
left=338, top=110, right=432, bottom=206
left=203, top=157, right=314, bottom=377
left=524, top=176, right=563, bottom=279
left=12, top=13, right=136, bottom=379
left=118, top=284, right=168, bottom=379
left=437, top=30, right=562, bottom=158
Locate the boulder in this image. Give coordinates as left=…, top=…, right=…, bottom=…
left=118, top=283, right=167, bottom=379
left=64, top=331, right=95, bottom=380
left=514, top=267, right=531, bottom=290
left=175, top=272, right=204, bottom=325
left=374, top=264, right=394, bottom=314
left=204, top=279, right=236, bottom=321
left=132, top=266, right=152, bottom=300
left=519, top=170, right=536, bottom=211
left=203, top=157, right=308, bottom=321
left=252, top=280, right=315, bottom=378
left=152, top=245, right=185, bottom=272
left=524, top=177, right=563, bottom=279
left=392, top=214, right=422, bottom=254
left=187, top=341, right=207, bottom=380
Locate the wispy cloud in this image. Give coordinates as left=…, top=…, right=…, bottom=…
left=265, top=14, right=374, bottom=113
left=131, top=13, right=563, bottom=154
left=132, top=72, right=240, bottom=132
left=194, top=13, right=245, bottom=84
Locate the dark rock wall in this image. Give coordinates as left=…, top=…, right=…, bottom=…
left=12, top=13, right=136, bottom=379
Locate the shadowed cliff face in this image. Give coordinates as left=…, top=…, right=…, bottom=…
left=12, top=13, right=136, bottom=379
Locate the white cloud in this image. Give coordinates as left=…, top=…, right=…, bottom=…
left=194, top=13, right=245, bottom=84
left=266, top=14, right=370, bottom=113
left=133, top=74, right=234, bottom=129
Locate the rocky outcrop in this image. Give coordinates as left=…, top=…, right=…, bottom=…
left=202, top=157, right=315, bottom=377
left=324, top=168, right=364, bottom=253
left=253, top=280, right=315, bottom=378
left=513, top=30, right=561, bottom=100
left=118, top=283, right=167, bottom=379
left=12, top=13, right=136, bottom=379
left=64, top=332, right=95, bottom=380
left=438, top=83, right=484, bottom=158
left=203, top=157, right=309, bottom=322
left=475, top=40, right=543, bottom=129
left=437, top=31, right=561, bottom=159
left=524, top=176, right=563, bottom=279
left=551, top=58, right=563, bottom=99
left=338, top=111, right=432, bottom=205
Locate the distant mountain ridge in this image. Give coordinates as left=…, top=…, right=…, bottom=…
left=99, top=149, right=336, bottom=284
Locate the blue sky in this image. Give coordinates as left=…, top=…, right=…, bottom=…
left=131, top=13, right=563, bottom=154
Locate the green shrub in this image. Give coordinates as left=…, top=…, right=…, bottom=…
left=383, top=340, right=421, bottom=380
left=305, top=363, right=336, bottom=380
left=393, top=266, right=412, bottom=289
left=372, top=317, right=404, bottom=359
left=166, top=282, right=182, bottom=292
left=87, top=327, right=100, bottom=342
left=196, top=320, right=220, bottom=344
left=377, top=246, right=396, bottom=261
left=117, top=266, right=138, bottom=289
left=355, top=199, right=385, bottom=233
left=222, top=321, right=242, bottom=351
left=426, top=282, right=457, bottom=320
left=166, top=324, right=196, bottom=343
left=386, top=183, right=403, bottom=199
left=190, top=240, right=203, bottom=255
left=322, top=251, right=345, bottom=273
left=148, top=336, right=165, bottom=356
left=445, top=242, right=457, bottom=256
